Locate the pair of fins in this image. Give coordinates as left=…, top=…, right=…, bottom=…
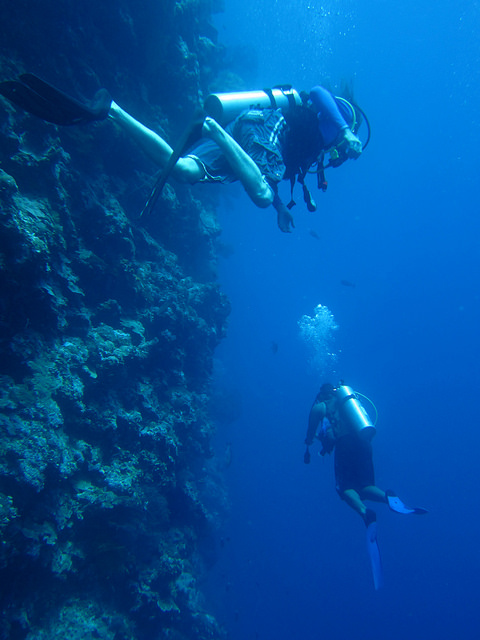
left=0, top=73, right=205, bottom=216
left=366, top=492, right=428, bottom=591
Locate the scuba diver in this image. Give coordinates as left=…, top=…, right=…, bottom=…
left=304, top=382, right=427, bottom=589
left=0, top=74, right=369, bottom=232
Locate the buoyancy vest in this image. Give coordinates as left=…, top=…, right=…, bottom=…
left=282, top=105, right=325, bottom=210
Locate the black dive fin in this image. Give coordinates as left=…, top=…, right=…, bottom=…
left=0, top=73, right=111, bottom=125
left=140, top=108, right=206, bottom=217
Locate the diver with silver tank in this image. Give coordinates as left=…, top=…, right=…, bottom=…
left=0, top=75, right=369, bottom=232
left=304, top=382, right=427, bottom=590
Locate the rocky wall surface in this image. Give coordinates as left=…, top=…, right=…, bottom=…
left=0, top=1, right=231, bottom=638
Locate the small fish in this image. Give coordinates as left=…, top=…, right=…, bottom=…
left=223, top=442, right=233, bottom=468
left=309, top=229, right=320, bottom=240
left=271, top=341, right=279, bottom=354
left=341, top=279, right=356, bottom=288
left=217, top=242, right=235, bottom=259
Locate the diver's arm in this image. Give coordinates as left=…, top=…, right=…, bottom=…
left=309, top=85, right=349, bottom=149
left=305, top=401, right=325, bottom=446
left=309, top=86, right=347, bottom=134
left=309, top=87, right=362, bottom=158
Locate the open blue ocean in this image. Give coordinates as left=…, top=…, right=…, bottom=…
left=207, top=1, right=480, bottom=639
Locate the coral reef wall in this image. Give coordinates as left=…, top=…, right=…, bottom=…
left=0, top=1, right=230, bottom=638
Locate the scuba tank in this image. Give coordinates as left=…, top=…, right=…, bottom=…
left=204, top=86, right=302, bottom=126
left=335, top=384, right=376, bottom=441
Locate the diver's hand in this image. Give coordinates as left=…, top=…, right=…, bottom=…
left=341, top=128, right=362, bottom=159
left=304, top=446, right=311, bottom=464
left=277, top=206, right=295, bottom=233
left=272, top=193, right=295, bottom=232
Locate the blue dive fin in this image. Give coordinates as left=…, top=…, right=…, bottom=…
left=366, top=520, right=384, bottom=590
left=386, top=491, right=428, bottom=515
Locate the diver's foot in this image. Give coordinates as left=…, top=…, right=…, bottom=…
left=363, top=508, right=377, bottom=528
left=385, top=489, right=396, bottom=502
left=202, top=116, right=223, bottom=141
left=89, top=88, right=112, bottom=121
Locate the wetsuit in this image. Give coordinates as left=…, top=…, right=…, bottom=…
left=318, top=400, right=375, bottom=496
left=334, top=432, right=375, bottom=495
left=187, top=86, right=351, bottom=191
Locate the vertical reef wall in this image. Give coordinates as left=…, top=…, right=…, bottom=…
left=0, top=1, right=231, bottom=638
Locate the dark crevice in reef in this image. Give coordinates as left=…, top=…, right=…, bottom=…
left=0, top=1, right=235, bottom=638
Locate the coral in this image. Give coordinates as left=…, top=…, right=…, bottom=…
left=24, top=600, right=134, bottom=640
left=0, top=1, right=230, bottom=638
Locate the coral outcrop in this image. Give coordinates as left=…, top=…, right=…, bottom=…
left=0, top=1, right=230, bottom=638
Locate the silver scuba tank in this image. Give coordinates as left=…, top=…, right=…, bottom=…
left=335, top=384, right=376, bottom=441
left=204, top=86, right=302, bottom=126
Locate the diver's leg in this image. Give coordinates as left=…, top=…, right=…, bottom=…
left=108, top=102, right=203, bottom=183
left=342, top=489, right=378, bottom=528
left=342, top=489, right=368, bottom=519
left=360, top=486, right=387, bottom=504
left=202, top=117, right=274, bottom=208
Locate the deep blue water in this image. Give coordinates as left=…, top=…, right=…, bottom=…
left=204, top=1, right=480, bottom=639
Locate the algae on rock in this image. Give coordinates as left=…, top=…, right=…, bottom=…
left=0, top=1, right=231, bottom=638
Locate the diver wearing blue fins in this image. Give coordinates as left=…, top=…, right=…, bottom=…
left=0, top=74, right=369, bottom=232
left=304, top=383, right=427, bottom=590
